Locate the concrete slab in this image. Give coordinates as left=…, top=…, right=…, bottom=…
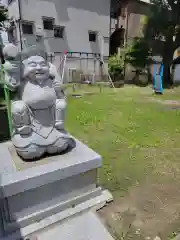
left=34, top=211, right=114, bottom=240
left=0, top=190, right=113, bottom=240
left=0, top=138, right=113, bottom=239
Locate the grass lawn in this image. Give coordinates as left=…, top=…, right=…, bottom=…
left=66, top=85, right=180, bottom=240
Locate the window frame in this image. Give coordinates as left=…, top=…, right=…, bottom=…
left=22, top=21, right=34, bottom=35
left=54, top=25, right=65, bottom=39
left=88, top=31, right=97, bottom=42
left=42, top=17, right=54, bottom=30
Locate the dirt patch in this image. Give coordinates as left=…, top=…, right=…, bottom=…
left=99, top=179, right=180, bottom=240
left=147, top=97, right=180, bottom=106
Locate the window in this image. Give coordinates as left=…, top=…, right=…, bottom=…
left=43, top=18, right=54, bottom=30
left=22, top=22, right=33, bottom=34
left=89, top=31, right=97, bottom=42
left=8, top=29, right=16, bottom=43
left=54, top=26, right=64, bottom=38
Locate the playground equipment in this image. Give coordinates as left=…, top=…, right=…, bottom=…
left=80, top=73, right=95, bottom=84
left=99, top=35, right=115, bottom=90
left=153, top=62, right=164, bottom=94
left=49, top=36, right=115, bottom=90
left=57, top=50, right=67, bottom=83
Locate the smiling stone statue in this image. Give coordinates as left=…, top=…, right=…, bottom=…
left=3, top=44, right=74, bottom=160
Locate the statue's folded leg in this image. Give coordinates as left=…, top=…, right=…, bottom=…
left=11, top=101, right=46, bottom=160
left=47, top=138, right=69, bottom=154
left=16, top=145, right=46, bottom=160
left=55, top=99, right=67, bottom=131
left=11, top=100, right=32, bottom=135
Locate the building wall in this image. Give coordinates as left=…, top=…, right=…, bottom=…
left=127, top=0, right=149, bottom=41
left=8, top=0, right=19, bottom=20
left=116, top=0, right=150, bottom=43
left=8, top=0, right=110, bottom=55
left=8, top=0, right=110, bottom=77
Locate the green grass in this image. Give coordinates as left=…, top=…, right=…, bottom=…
left=66, top=86, right=180, bottom=197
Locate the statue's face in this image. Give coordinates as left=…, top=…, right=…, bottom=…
left=23, top=56, right=49, bottom=82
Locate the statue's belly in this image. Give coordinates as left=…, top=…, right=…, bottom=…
left=21, top=81, right=56, bottom=109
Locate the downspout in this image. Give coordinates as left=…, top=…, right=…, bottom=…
left=124, top=3, right=129, bottom=47
left=17, top=0, right=23, bottom=50
left=17, top=0, right=23, bottom=100
left=109, top=0, right=112, bottom=55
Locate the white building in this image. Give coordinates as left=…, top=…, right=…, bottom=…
left=7, top=0, right=110, bottom=79
left=0, top=1, right=10, bottom=46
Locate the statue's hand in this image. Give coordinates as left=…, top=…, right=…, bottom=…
left=5, top=75, right=19, bottom=91
left=4, top=61, right=17, bottom=71
left=53, top=81, right=65, bottom=99
left=4, top=61, right=20, bottom=90
left=55, top=121, right=64, bottom=131
left=53, top=80, right=62, bottom=89
left=18, top=125, right=32, bottom=135
left=49, top=62, right=62, bottom=83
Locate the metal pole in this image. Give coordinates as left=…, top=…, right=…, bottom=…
left=154, top=63, right=156, bottom=89
left=124, top=4, right=129, bottom=47
left=100, top=35, right=104, bottom=62
left=18, top=0, right=23, bottom=51
left=1, top=66, right=12, bottom=135
left=109, top=0, right=112, bottom=55
left=61, top=54, right=67, bottom=82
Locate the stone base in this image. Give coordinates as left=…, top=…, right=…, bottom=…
left=0, top=190, right=112, bottom=240
left=32, top=211, right=114, bottom=240
left=0, top=138, right=113, bottom=239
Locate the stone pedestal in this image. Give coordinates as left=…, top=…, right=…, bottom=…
left=0, top=138, right=112, bottom=239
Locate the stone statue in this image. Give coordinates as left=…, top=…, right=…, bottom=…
left=3, top=44, right=74, bottom=160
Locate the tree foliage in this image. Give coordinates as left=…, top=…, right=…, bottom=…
left=126, top=38, right=151, bottom=70
left=108, top=54, right=124, bottom=79
left=0, top=7, right=8, bottom=29
left=0, top=7, right=8, bottom=64
left=150, top=0, right=180, bottom=85
left=130, top=0, right=180, bottom=86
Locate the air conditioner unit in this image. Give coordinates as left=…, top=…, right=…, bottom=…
left=35, top=25, right=44, bottom=37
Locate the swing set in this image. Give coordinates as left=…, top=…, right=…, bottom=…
left=153, top=62, right=164, bottom=94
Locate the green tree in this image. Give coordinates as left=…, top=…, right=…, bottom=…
left=108, top=54, right=124, bottom=81
left=125, top=38, right=152, bottom=85
left=0, top=5, right=8, bottom=100
left=144, top=0, right=180, bottom=86
left=0, top=6, right=8, bottom=63
left=0, top=6, right=8, bottom=29
left=126, top=37, right=151, bottom=70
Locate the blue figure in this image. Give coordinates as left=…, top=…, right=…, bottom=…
left=154, top=63, right=164, bottom=94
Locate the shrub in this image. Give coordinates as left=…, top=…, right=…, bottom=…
left=108, top=54, right=124, bottom=82
left=126, top=38, right=151, bottom=71
left=125, top=38, right=152, bottom=85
